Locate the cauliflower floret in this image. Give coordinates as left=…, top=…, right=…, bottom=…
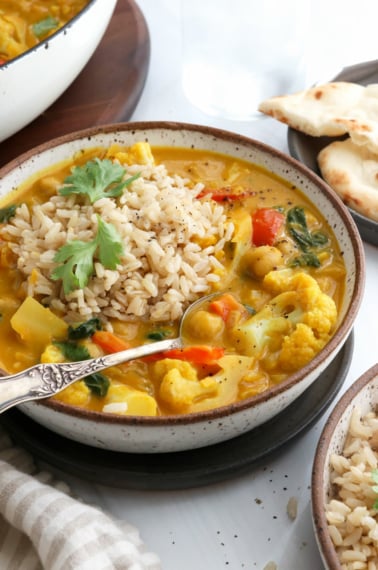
left=156, top=359, right=218, bottom=411
left=40, top=344, right=65, bottom=364
left=232, top=269, right=338, bottom=372
left=107, top=142, right=155, bottom=166
left=103, top=384, right=157, bottom=416
left=156, top=355, right=256, bottom=413
left=53, top=381, right=90, bottom=407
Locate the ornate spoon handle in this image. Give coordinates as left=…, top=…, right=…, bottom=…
left=0, top=337, right=182, bottom=414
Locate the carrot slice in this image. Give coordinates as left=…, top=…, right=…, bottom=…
left=162, top=345, right=225, bottom=364
left=209, top=293, right=245, bottom=322
left=92, top=330, right=130, bottom=353
left=145, top=345, right=225, bottom=365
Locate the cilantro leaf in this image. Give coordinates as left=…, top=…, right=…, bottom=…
left=33, top=16, right=59, bottom=38
left=52, top=240, right=97, bottom=294
left=51, top=217, right=124, bottom=294
left=96, top=216, right=124, bottom=269
left=371, top=469, right=378, bottom=510
left=59, top=158, right=139, bottom=204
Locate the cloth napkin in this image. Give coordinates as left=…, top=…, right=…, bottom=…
left=0, top=427, right=161, bottom=570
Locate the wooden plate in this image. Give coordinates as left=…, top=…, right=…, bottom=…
left=0, top=0, right=150, bottom=168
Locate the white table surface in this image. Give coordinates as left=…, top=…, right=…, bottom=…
left=48, top=2, right=378, bottom=568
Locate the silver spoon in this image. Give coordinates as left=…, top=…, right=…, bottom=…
left=0, top=293, right=218, bottom=414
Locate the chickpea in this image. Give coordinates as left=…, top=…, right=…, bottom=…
left=242, top=246, right=284, bottom=279
left=185, top=309, right=224, bottom=341
left=276, top=238, right=297, bottom=257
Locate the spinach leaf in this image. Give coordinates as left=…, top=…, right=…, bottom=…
left=287, top=207, right=328, bottom=252
left=83, top=373, right=110, bottom=397
left=68, top=317, right=102, bottom=340
left=289, top=252, right=321, bottom=268
left=53, top=341, right=90, bottom=362
left=147, top=329, right=171, bottom=341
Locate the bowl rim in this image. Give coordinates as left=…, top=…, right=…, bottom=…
left=0, top=0, right=98, bottom=70
left=0, top=120, right=366, bottom=427
left=311, top=363, right=378, bottom=569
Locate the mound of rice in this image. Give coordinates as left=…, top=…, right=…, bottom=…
left=326, top=407, right=378, bottom=569
left=1, top=161, right=234, bottom=325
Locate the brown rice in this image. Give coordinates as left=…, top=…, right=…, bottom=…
left=0, top=160, right=234, bottom=326
left=326, top=407, right=378, bottom=569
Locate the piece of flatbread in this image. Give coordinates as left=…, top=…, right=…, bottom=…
left=318, top=138, right=378, bottom=222
left=259, top=82, right=378, bottom=152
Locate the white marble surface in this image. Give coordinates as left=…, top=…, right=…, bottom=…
left=47, top=1, right=378, bottom=568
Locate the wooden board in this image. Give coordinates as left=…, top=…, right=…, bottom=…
left=0, top=0, right=150, bottom=168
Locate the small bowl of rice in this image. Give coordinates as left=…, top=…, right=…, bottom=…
left=0, top=121, right=365, bottom=453
left=312, top=363, right=378, bottom=569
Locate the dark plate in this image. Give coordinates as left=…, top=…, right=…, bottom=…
left=287, top=59, right=378, bottom=246
left=0, top=333, right=353, bottom=491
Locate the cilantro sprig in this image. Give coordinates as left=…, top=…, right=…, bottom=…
left=59, top=158, right=140, bottom=204
left=371, top=469, right=378, bottom=510
left=51, top=216, right=124, bottom=294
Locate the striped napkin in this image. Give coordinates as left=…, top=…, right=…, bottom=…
left=0, top=427, right=161, bottom=570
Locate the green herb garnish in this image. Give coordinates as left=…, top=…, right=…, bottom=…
left=0, top=204, right=19, bottom=222
left=59, top=158, right=140, bottom=204
left=68, top=317, right=102, bottom=340
left=32, top=16, right=59, bottom=39
left=83, top=372, right=110, bottom=397
left=54, top=341, right=91, bottom=362
left=51, top=216, right=124, bottom=294
left=147, top=330, right=171, bottom=341
left=287, top=207, right=329, bottom=251
left=53, top=341, right=109, bottom=397
left=289, top=252, right=321, bottom=268
left=372, top=469, right=378, bottom=510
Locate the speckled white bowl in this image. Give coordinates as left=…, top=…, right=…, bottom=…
left=0, top=122, right=365, bottom=453
left=0, top=0, right=117, bottom=142
left=312, top=364, right=378, bottom=569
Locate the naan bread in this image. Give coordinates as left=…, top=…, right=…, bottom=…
left=259, top=82, right=378, bottom=152
left=318, top=138, right=378, bottom=222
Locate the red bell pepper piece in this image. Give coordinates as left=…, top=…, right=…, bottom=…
left=252, top=208, right=285, bottom=246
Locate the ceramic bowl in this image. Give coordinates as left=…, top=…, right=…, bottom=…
left=312, top=364, right=378, bottom=569
left=0, top=0, right=117, bottom=143
left=0, top=122, right=365, bottom=453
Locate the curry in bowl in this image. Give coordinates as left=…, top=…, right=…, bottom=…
left=0, top=0, right=90, bottom=65
left=0, top=142, right=346, bottom=417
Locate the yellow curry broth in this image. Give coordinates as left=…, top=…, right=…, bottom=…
left=0, top=145, right=346, bottom=416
